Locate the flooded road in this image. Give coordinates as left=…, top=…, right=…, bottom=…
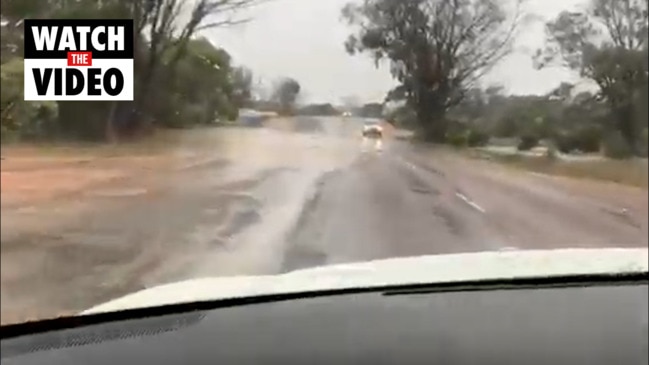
left=1, top=117, right=647, bottom=324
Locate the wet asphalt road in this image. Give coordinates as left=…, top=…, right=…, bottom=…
left=1, top=116, right=647, bottom=324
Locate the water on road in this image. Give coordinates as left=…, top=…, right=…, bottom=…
left=1, top=117, right=647, bottom=324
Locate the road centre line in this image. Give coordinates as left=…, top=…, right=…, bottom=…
left=455, top=192, right=486, bottom=214
left=396, top=157, right=485, bottom=215
left=394, top=156, right=485, bottom=214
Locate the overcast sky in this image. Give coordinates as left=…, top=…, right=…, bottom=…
left=204, top=0, right=590, bottom=104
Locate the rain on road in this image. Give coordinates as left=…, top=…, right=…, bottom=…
left=1, top=116, right=647, bottom=324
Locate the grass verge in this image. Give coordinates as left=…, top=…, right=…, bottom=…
left=467, top=150, right=648, bottom=189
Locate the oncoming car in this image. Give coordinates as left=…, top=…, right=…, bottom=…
left=362, top=120, right=383, bottom=139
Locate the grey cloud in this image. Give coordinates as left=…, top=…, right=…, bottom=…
left=204, top=0, right=589, bottom=103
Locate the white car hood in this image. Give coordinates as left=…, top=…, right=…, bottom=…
left=82, top=248, right=648, bottom=315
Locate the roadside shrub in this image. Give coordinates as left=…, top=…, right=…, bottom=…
left=639, top=129, right=648, bottom=157
left=446, top=131, right=467, bottom=147
left=467, top=129, right=490, bottom=147
left=217, top=101, right=239, bottom=122
left=493, top=116, right=518, bottom=137
left=554, top=134, right=574, bottom=154
left=19, top=102, right=60, bottom=140
left=603, top=131, right=633, bottom=159
left=554, top=126, right=602, bottom=154
left=1, top=58, right=60, bottom=141
left=575, top=127, right=601, bottom=152
left=517, top=136, right=539, bottom=151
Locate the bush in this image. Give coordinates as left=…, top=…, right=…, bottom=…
left=603, top=131, right=633, bottom=159
left=446, top=131, right=467, bottom=147
left=517, top=136, right=539, bottom=151
left=555, top=134, right=575, bottom=154
left=639, top=129, right=648, bottom=157
left=576, top=127, right=603, bottom=152
left=467, top=129, right=490, bottom=147
left=493, top=116, right=518, bottom=137
left=554, top=127, right=602, bottom=154
left=1, top=58, right=60, bottom=141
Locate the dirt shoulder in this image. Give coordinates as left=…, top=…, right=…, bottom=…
left=467, top=148, right=648, bottom=189
left=0, top=144, right=203, bottom=244
left=1, top=145, right=187, bottom=208
left=0, top=144, right=224, bottom=325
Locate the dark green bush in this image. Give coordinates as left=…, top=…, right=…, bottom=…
left=467, top=129, right=490, bottom=147
left=446, top=131, right=468, bottom=147
left=603, top=131, right=633, bottom=159
left=554, top=127, right=602, bottom=154
left=517, top=136, right=539, bottom=151
left=639, top=129, right=648, bottom=157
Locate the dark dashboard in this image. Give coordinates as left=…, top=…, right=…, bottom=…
left=2, top=278, right=647, bottom=364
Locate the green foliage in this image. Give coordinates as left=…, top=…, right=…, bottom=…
left=342, top=0, right=524, bottom=141
left=450, top=79, right=644, bottom=159
left=493, top=116, right=518, bottom=138
left=385, top=104, right=417, bottom=129
left=443, top=119, right=490, bottom=147
left=446, top=132, right=468, bottom=147
left=1, top=58, right=59, bottom=141
left=554, top=127, right=603, bottom=154
left=517, top=136, right=540, bottom=151
left=467, top=129, right=490, bottom=147
left=536, top=0, right=648, bottom=155
left=232, top=67, right=254, bottom=108
left=641, top=129, right=649, bottom=157
left=298, top=104, right=340, bottom=116
left=153, top=37, right=239, bottom=128
left=603, top=131, right=634, bottom=159
left=359, top=103, right=384, bottom=119
left=272, top=78, right=301, bottom=115
left=0, top=0, right=260, bottom=142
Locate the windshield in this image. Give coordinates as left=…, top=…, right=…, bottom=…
left=1, top=0, right=648, bottom=326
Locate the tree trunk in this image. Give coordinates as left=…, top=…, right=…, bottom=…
left=415, top=91, right=448, bottom=142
